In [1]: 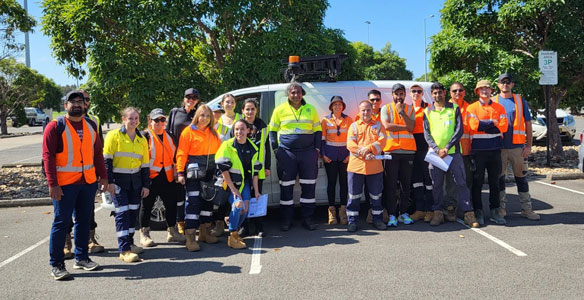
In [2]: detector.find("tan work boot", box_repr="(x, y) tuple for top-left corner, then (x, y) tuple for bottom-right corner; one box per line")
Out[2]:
(445, 206), (457, 222)
(227, 231), (246, 249)
(140, 227), (156, 247)
(64, 233), (73, 259)
(119, 250), (139, 263)
(210, 220), (225, 237)
(167, 226), (186, 243)
(430, 210), (444, 226)
(366, 209), (373, 224)
(327, 206), (338, 225)
(185, 229), (200, 252)
(88, 230), (105, 253)
(130, 244), (144, 254)
(198, 223), (218, 244)
(382, 209), (389, 224)
(410, 211), (426, 221)
(338, 205), (348, 225)
(464, 211), (480, 228)
(424, 211), (434, 223)
(177, 221), (186, 235)
(521, 209), (540, 221)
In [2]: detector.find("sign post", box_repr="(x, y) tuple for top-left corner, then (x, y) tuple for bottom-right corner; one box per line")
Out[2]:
(538, 51), (557, 167)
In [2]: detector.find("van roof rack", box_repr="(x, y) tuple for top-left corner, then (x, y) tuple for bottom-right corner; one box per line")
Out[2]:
(283, 54), (347, 83)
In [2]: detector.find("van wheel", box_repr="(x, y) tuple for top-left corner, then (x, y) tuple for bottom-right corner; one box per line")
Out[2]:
(29, 119), (35, 126)
(149, 196), (167, 230)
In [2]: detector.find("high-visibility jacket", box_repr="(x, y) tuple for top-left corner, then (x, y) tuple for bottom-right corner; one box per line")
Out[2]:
(466, 99), (509, 151)
(354, 110), (380, 123)
(492, 94), (527, 145)
(424, 103), (459, 155)
(347, 119), (386, 175)
(103, 127), (150, 175)
(450, 99), (471, 155)
(55, 117), (97, 186)
(216, 113), (240, 140)
(382, 102), (416, 152)
(88, 114), (100, 129)
(255, 125), (269, 179)
(413, 105), (425, 134)
(321, 113), (353, 160)
(176, 125), (221, 175)
(268, 99), (322, 151)
(215, 138), (262, 193)
(146, 128), (176, 182)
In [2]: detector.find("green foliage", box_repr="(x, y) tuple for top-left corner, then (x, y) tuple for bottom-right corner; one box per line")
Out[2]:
(349, 42), (413, 81)
(0, 0), (36, 60)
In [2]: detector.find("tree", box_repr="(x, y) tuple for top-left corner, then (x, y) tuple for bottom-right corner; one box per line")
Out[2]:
(41, 0), (357, 122)
(349, 42), (413, 81)
(429, 0), (584, 159)
(0, 0), (36, 62)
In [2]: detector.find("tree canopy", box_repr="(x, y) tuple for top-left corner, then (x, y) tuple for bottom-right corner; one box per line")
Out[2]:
(350, 42), (413, 81)
(0, 0), (36, 61)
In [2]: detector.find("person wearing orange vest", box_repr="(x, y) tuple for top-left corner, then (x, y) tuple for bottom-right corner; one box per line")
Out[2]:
(43, 91), (108, 280)
(408, 83), (434, 222)
(494, 73), (540, 221)
(380, 83), (416, 227)
(321, 96), (353, 225)
(176, 105), (222, 252)
(139, 109), (186, 248)
(467, 80), (508, 225)
(443, 82), (474, 222)
(346, 100), (387, 232)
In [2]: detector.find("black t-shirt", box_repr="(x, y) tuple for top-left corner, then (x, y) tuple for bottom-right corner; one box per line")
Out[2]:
(167, 105), (198, 146)
(234, 140), (254, 180)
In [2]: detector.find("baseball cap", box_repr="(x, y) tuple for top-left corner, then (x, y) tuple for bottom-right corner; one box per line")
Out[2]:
(149, 108), (165, 120)
(392, 83), (406, 92)
(209, 103), (225, 113)
(66, 91), (85, 102)
(184, 88), (199, 97)
(497, 73), (513, 83)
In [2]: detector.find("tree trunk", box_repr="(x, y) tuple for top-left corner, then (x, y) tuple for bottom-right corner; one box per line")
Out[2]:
(547, 87), (564, 161)
(0, 105), (8, 135)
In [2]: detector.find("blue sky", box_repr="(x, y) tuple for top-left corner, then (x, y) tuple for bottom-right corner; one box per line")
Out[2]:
(15, 0), (444, 86)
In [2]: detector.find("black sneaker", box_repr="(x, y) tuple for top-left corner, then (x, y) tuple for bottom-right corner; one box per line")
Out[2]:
(302, 219), (318, 231)
(73, 259), (99, 271)
(51, 262), (71, 280)
(347, 223), (358, 232)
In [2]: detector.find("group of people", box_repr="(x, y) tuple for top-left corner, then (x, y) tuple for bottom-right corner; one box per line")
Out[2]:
(43, 73), (539, 281)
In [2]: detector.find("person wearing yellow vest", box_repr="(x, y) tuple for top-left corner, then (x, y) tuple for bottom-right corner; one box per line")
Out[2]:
(216, 94), (241, 138)
(208, 102), (230, 238)
(43, 91), (108, 280)
(176, 105), (222, 252)
(104, 107), (151, 263)
(423, 82), (479, 228)
(380, 83), (416, 227)
(211, 102), (232, 141)
(408, 84), (435, 223)
(138, 109), (186, 248)
(321, 96), (352, 225)
(269, 82), (322, 231)
(443, 82), (474, 222)
(494, 73), (540, 221)
(216, 119), (262, 249)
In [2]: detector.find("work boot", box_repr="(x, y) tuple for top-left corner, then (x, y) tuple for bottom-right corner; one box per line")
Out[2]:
(464, 211), (480, 228)
(475, 209), (485, 226)
(130, 244), (144, 254)
(302, 219), (318, 231)
(410, 211), (426, 221)
(430, 210), (444, 226)
(338, 205), (348, 225)
(167, 226), (186, 243)
(64, 233), (73, 259)
(366, 209), (373, 224)
(373, 222), (387, 230)
(327, 206), (338, 225)
(185, 229), (200, 252)
(88, 230), (105, 253)
(227, 231), (246, 249)
(140, 227), (156, 247)
(177, 221), (186, 235)
(210, 220), (225, 237)
(445, 206), (457, 222)
(382, 209), (389, 224)
(521, 209), (540, 221)
(198, 223), (218, 244)
(347, 223), (358, 232)
(489, 208), (507, 225)
(424, 211), (434, 223)
(119, 251), (139, 263)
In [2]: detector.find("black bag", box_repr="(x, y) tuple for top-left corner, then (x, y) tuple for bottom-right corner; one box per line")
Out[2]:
(200, 179), (229, 206)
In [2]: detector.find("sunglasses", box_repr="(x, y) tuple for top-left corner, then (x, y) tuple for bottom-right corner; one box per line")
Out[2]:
(411, 90), (423, 94)
(67, 99), (84, 105)
(336, 125), (341, 136)
(153, 118), (166, 123)
(84, 97), (90, 102)
(451, 89), (465, 93)
(185, 95), (199, 100)
(500, 80), (512, 85)
(369, 98), (381, 102)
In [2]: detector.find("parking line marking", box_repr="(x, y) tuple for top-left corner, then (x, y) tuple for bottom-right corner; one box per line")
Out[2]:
(0, 206), (103, 270)
(12, 155), (41, 164)
(456, 219), (527, 257)
(535, 181), (584, 196)
(249, 237), (262, 275)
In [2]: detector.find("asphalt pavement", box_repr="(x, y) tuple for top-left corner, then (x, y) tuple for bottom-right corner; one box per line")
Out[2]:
(1, 178), (583, 299)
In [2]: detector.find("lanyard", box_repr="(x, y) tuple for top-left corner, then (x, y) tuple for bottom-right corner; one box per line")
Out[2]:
(288, 103), (304, 122)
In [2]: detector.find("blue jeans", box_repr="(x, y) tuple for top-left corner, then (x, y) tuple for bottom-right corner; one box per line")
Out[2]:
(228, 183), (251, 232)
(49, 182), (97, 266)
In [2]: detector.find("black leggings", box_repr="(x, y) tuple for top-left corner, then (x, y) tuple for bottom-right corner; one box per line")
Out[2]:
(324, 160), (348, 206)
(139, 173), (177, 228)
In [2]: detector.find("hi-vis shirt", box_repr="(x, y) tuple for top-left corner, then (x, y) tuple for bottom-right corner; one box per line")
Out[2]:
(268, 99), (322, 152)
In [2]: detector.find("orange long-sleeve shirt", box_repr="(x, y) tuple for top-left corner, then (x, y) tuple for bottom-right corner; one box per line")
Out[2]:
(176, 124), (221, 175)
(346, 119), (386, 175)
(466, 99), (508, 151)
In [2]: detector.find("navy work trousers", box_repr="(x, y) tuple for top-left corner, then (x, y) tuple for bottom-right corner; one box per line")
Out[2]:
(276, 148), (318, 222)
(346, 172), (383, 224)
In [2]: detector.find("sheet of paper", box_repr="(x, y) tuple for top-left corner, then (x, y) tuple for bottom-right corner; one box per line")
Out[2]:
(424, 148), (453, 172)
(247, 194), (268, 218)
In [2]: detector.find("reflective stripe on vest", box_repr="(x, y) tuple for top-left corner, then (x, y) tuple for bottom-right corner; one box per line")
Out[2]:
(56, 118), (97, 185)
(216, 113), (240, 139)
(383, 102), (416, 152)
(148, 128), (176, 181)
(215, 137), (260, 193)
(493, 94), (527, 144)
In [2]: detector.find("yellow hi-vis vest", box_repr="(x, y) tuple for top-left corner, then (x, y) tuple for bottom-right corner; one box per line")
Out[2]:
(215, 138), (262, 193)
(103, 127), (150, 175)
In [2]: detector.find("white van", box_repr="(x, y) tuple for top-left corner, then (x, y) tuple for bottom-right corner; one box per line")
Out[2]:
(207, 80), (434, 207)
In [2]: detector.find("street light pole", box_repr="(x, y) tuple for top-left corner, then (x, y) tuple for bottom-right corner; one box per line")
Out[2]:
(365, 21), (371, 45)
(424, 14), (435, 82)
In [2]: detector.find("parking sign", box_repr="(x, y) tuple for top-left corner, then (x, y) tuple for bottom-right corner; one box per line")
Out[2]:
(539, 51), (557, 85)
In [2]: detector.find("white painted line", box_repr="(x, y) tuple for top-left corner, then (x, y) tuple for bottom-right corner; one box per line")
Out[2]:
(12, 155), (41, 164)
(456, 219), (527, 257)
(0, 206), (103, 269)
(249, 237), (263, 275)
(534, 181), (584, 196)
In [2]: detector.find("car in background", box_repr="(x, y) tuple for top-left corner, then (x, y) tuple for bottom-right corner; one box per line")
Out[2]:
(24, 107), (50, 126)
(532, 109), (576, 143)
(578, 130), (583, 172)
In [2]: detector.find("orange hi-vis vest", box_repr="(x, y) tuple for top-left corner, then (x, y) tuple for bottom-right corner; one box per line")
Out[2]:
(55, 118), (97, 186)
(383, 102), (416, 152)
(492, 94), (527, 145)
(451, 99), (471, 155)
(147, 128), (176, 182)
(321, 114), (353, 147)
(413, 105), (425, 134)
